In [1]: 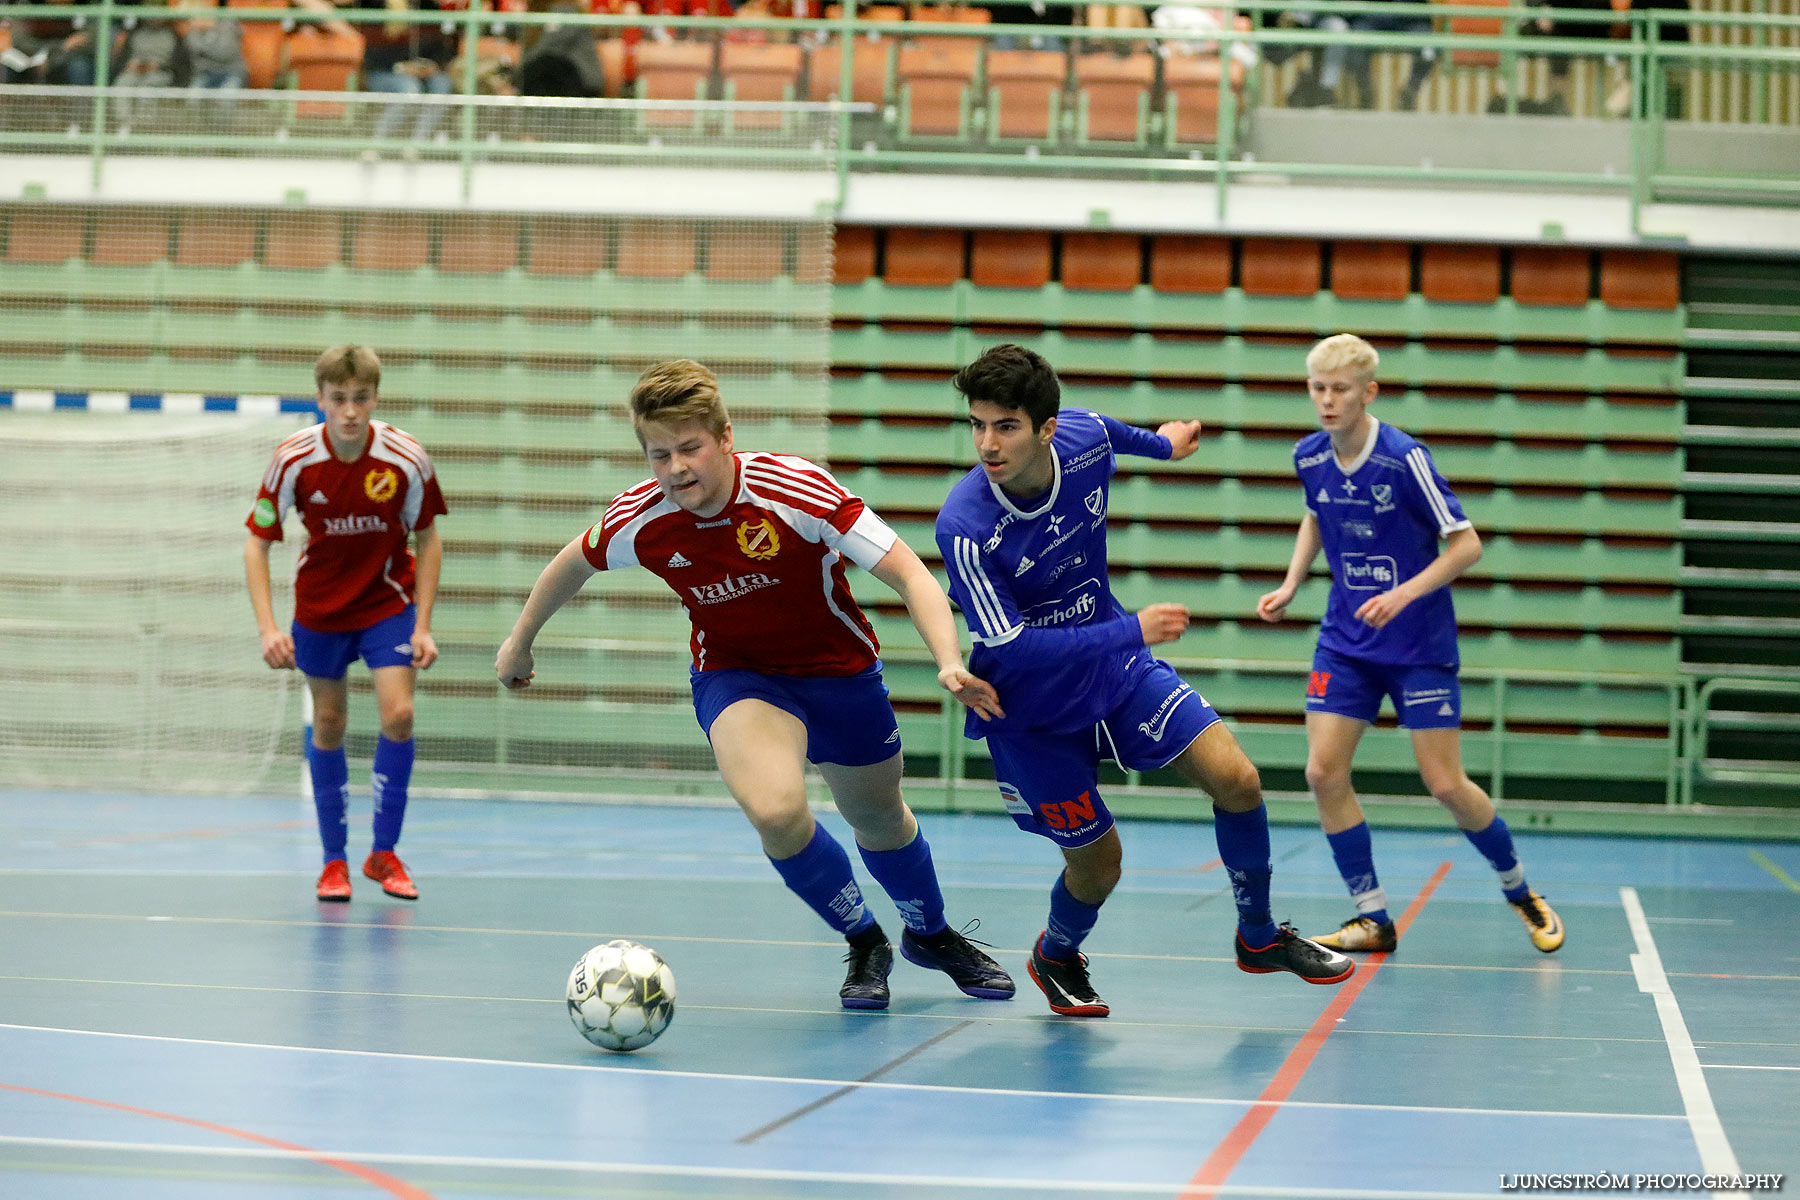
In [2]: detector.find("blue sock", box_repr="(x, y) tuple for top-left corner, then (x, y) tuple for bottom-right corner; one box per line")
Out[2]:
(307, 744), (349, 864)
(1040, 871), (1102, 961)
(856, 830), (947, 936)
(371, 735), (414, 854)
(1326, 822), (1390, 926)
(769, 824), (876, 936)
(1464, 816), (1530, 901)
(1214, 805), (1279, 946)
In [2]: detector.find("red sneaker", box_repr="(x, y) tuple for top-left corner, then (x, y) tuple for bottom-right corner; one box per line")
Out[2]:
(361, 850), (418, 900)
(316, 859), (352, 902)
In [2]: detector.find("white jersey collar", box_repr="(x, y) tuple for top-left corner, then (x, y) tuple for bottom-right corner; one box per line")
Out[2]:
(988, 449), (1062, 519)
(1335, 416), (1381, 476)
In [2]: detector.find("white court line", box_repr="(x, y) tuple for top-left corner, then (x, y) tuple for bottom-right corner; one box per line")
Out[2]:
(0, 1135), (1498, 1200)
(1621, 887), (1747, 1197)
(0, 909), (1676, 978)
(0, 1022), (1690, 1124)
(0, 975), (1685, 1045)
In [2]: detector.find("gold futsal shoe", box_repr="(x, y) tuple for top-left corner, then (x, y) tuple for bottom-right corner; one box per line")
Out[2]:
(1313, 915), (1398, 953)
(1508, 890), (1564, 953)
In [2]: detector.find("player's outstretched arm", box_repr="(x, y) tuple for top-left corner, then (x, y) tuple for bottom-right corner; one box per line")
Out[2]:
(868, 540), (1005, 721)
(496, 537), (599, 690)
(411, 523), (443, 670)
(1257, 512), (1322, 623)
(243, 532), (295, 670)
(1354, 525), (1482, 629)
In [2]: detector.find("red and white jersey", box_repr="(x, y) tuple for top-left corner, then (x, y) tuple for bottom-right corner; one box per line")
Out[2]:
(247, 420), (448, 633)
(581, 452), (898, 676)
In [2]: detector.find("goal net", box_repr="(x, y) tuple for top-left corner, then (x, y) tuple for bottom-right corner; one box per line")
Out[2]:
(0, 411), (305, 794)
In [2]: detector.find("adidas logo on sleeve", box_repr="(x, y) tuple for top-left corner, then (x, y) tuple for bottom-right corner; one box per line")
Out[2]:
(667, 552), (692, 568)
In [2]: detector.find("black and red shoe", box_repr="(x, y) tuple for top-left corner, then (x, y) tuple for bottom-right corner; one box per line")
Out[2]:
(1027, 933), (1109, 1017)
(1236, 922), (1356, 984)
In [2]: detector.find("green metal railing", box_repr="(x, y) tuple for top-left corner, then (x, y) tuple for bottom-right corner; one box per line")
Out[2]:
(2, 1), (1795, 232)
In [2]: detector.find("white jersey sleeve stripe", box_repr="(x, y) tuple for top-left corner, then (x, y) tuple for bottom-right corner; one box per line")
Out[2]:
(744, 465), (843, 511)
(952, 535), (1020, 643)
(1405, 447), (1458, 533)
(838, 506), (899, 572)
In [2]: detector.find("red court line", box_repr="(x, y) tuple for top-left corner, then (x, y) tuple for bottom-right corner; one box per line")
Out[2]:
(1177, 860), (1454, 1200)
(0, 1081), (436, 1199)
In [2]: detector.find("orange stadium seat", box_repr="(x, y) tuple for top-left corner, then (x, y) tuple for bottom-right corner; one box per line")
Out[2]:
(1332, 240), (1411, 301)
(350, 213), (431, 273)
(615, 219), (699, 279)
(985, 48), (1066, 143)
(970, 230), (1052, 289)
(833, 225), (878, 285)
(286, 27), (364, 119)
(440, 214), (521, 274)
(807, 38), (892, 104)
(228, 0), (289, 90)
(895, 41), (978, 137)
(883, 226), (964, 286)
(1061, 232), (1142, 292)
(720, 43), (804, 131)
(1150, 234), (1230, 293)
(1162, 53), (1224, 145)
(175, 211), (259, 267)
(1600, 250), (1679, 310)
(1512, 246), (1592, 307)
(637, 42), (716, 129)
(707, 221), (787, 282)
(264, 211), (342, 270)
(1420, 242), (1501, 303)
(4, 208), (85, 264)
(91, 210), (171, 266)
(1241, 238), (1321, 297)
(1073, 50), (1155, 144)
(525, 217), (611, 277)
(1439, 0), (1510, 69)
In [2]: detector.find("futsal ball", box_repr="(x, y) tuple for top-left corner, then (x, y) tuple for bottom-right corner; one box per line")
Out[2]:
(566, 940), (676, 1052)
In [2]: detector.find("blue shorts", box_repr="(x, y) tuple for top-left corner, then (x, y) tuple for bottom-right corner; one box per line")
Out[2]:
(292, 606), (417, 680)
(690, 662), (902, 768)
(1306, 646), (1462, 730)
(986, 655), (1222, 848)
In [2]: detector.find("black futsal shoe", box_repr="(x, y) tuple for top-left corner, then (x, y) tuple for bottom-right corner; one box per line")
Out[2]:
(899, 923), (1016, 999)
(1236, 922), (1357, 984)
(1027, 934), (1110, 1018)
(840, 935), (893, 1010)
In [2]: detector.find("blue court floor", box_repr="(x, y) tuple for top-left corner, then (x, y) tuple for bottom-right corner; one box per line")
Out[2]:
(0, 789), (1794, 1199)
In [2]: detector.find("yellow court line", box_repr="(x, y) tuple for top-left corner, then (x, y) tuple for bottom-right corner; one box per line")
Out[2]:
(1749, 849), (1800, 893)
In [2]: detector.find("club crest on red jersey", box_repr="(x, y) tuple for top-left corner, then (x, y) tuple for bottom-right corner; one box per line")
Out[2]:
(364, 466), (399, 503)
(736, 518), (780, 561)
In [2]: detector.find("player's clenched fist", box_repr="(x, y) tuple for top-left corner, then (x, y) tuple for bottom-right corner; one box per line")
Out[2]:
(1155, 420), (1204, 461)
(1256, 585), (1296, 623)
(1137, 602), (1191, 646)
(495, 636), (535, 690)
(259, 627), (296, 670)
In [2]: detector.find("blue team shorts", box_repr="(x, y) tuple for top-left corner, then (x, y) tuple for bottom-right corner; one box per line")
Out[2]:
(1305, 646), (1462, 730)
(690, 662), (902, 768)
(292, 605), (417, 680)
(986, 655), (1223, 848)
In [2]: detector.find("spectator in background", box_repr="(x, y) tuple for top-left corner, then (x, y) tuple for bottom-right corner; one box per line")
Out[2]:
(1, 1), (97, 86)
(1083, 0), (1148, 54)
(185, 0), (249, 90)
(986, 1), (1077, 51)
(1152, 4), (1256, 89)
(518, 0), (607, 95)
(359, 0), (458, 151)
(1334, 0), (1435, 110)
(112, 0), (194, 127)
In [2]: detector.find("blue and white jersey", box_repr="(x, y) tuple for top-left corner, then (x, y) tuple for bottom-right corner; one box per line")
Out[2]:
(1296, 417), (1471, 666)
(936, 408), (1172, 735)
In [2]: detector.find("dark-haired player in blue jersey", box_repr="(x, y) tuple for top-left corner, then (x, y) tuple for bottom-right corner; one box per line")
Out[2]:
(1257, 334), (1564, 955)
(936, 344), (1355, 1017)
